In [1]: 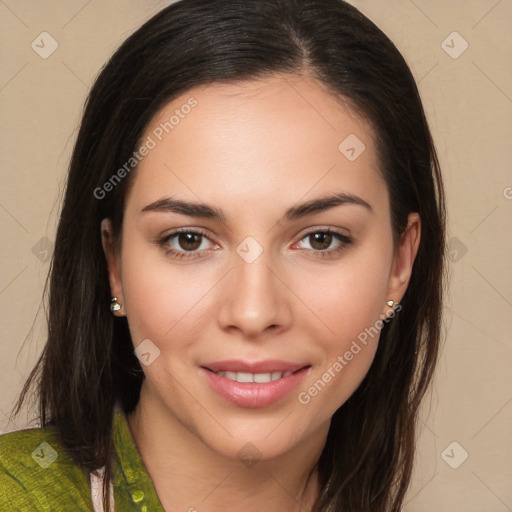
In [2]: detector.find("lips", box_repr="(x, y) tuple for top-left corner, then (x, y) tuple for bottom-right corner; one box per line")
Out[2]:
(202, 359), (309, 374)
(200, 359), (311, 407)
(210, 370), (294, 384)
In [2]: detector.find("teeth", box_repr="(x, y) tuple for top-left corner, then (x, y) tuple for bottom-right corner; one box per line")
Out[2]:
(237, 372), (253, 383)
(215, 370), (294, 383)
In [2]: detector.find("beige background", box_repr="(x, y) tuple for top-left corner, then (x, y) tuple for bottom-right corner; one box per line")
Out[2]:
(1, 1), (511, 510)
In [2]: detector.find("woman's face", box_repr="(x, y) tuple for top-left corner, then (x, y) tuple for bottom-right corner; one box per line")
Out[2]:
(103, 73), (419, 461)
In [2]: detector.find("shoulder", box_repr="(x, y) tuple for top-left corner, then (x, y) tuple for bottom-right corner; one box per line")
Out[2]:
(0, 426), (93, 510)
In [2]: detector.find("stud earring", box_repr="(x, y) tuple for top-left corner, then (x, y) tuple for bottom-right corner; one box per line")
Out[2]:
(110, 297), (122, 313)
(386, 300), (399, 308)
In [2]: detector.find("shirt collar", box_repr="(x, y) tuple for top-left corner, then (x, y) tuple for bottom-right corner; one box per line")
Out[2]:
(112, 403), (165, 510)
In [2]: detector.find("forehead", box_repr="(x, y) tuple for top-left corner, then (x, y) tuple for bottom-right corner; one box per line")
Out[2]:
(125, 73), (387, 218)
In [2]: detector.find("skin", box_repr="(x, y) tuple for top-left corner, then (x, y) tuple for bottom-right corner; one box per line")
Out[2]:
(101, 72), (420, 512)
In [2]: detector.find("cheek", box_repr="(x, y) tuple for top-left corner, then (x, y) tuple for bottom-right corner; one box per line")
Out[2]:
(292, 245), (392, 411)
(118, 237), (211, 347)
(297, 246), (391, 344)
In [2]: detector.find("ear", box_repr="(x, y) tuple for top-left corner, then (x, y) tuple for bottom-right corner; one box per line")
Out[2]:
(383, 212), (421, 316)
(101, 218), (125, 317)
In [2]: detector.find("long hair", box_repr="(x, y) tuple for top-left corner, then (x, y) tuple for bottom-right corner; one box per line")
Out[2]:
(14, 1), (446, 510)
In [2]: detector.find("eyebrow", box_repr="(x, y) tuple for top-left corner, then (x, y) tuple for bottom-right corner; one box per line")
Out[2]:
(140, 192), (373, 223)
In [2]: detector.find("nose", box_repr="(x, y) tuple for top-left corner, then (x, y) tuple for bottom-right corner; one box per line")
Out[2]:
(217, 245), (292, 339)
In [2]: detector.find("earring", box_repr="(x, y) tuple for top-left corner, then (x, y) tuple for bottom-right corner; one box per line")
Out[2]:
(110, 297), (122, 313)
(386, 300), (399, 308)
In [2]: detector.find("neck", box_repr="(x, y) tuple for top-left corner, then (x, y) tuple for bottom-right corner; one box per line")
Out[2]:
(127, 383), (326, 512)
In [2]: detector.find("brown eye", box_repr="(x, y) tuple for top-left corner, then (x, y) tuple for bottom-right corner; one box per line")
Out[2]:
(296, 229), (353, 259)
(157, 228), (216, 260)
(177, 232), (203, 251)
(308, 232), (333, 251)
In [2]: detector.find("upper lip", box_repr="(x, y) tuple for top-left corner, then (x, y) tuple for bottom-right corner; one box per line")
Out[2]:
(202, 359), (310, 374)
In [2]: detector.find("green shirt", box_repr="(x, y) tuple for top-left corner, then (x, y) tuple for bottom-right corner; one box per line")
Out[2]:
(0, 406), (165, 511)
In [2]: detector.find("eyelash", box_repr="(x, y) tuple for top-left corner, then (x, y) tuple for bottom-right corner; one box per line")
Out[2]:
(156, 227), (352, 261)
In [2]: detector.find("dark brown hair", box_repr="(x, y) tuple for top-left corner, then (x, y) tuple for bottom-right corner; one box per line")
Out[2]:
(15, 1), (446, 510)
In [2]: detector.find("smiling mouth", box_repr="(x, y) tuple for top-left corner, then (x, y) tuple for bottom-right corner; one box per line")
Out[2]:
(201, 364), (312, 408)
(203, 365), (311, 384)
(204, 368), (309, 383)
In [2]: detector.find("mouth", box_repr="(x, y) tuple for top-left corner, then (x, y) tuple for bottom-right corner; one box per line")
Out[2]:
(203, 367), (309, 384)
(200, 359), (312, 408)
(201, 359), (311, 381)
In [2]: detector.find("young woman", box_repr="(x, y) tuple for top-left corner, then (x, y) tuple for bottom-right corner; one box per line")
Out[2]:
(0, 0), (446, 511)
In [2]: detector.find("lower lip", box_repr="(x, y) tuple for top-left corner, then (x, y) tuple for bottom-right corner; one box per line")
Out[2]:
(200, 366), (311, 408)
